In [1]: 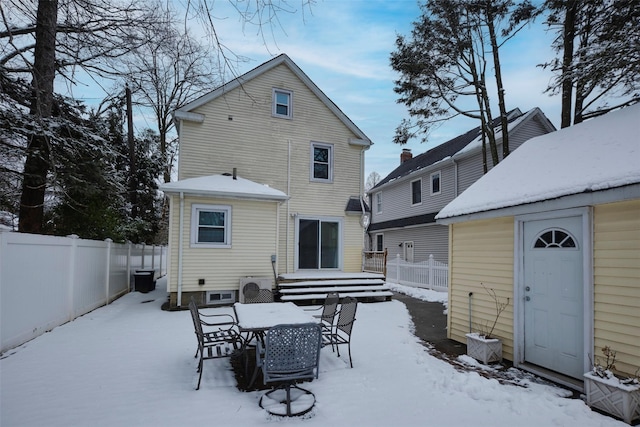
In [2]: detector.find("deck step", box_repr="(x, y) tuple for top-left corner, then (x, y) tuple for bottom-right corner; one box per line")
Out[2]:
(279, 284), (390, 294)
(281, 291), (393, 301)
(278, 279), (386, 288)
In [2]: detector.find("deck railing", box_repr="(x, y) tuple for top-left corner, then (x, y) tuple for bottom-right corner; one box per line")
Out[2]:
(362, 249), (387, 276)
(386, 254), (448, 292)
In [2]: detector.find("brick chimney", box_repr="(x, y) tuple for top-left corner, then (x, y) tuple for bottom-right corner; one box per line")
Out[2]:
(401, 148), (413, 163)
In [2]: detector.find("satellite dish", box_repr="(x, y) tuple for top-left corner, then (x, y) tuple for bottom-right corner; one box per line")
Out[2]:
(242, 282), (260, 299)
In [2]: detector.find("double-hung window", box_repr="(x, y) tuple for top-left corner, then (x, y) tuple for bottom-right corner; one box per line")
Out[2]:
(430, 171), (441, 195)
(191, 204), (231, 248)
(411, 178), (422, 205)
(375, 192), (382, 213)
(273, 88), (292, 118)
(311, 142), (333, 182)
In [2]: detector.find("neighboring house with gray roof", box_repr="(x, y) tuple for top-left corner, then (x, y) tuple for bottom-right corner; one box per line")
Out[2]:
(367, 107), (555, 264)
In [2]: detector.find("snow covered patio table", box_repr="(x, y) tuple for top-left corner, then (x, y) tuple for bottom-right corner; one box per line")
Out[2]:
(233, 301), (318, 389)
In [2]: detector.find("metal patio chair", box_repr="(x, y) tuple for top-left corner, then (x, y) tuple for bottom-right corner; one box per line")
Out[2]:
(322, 296), (358, 368)
(305, 292), (339, 332)
(188, 297), (243, 390)
(256, 323), (322, 416)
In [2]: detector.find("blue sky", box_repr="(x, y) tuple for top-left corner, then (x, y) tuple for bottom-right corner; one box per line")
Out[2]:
(66, 0), (560, 181)
(207, 0), (561, 180)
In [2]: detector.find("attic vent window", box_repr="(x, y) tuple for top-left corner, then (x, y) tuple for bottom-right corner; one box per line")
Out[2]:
(273, 88), (292, 119)
(533, 229), (577, 249)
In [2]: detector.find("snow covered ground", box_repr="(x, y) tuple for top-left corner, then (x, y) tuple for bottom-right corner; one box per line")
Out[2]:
(1, 277), (625, 426)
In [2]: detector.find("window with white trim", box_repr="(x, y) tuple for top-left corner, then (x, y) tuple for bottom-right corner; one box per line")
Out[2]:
(191, 204), (231, 248)
(311, 142), (333, 182)
(375, 192), (382, 213)
(411, 178), (422, 205)
(273, 88), (292, 118)
(430, 171), (441, 195)
(375, 234), (384, 252)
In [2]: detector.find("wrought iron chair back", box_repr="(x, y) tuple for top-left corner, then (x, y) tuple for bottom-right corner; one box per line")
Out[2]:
(188, 298), (242, 390)
(323, 296), (358, 368)
(319, 292), (340, 325)
(257, 323), (322, 416)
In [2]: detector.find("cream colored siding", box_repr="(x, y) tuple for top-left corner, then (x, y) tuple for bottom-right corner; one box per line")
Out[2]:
(593, 199), (640, 377)
(174, 63), (365, 276)
(167, 195), (279, 293)
(447, 217), (515, 360)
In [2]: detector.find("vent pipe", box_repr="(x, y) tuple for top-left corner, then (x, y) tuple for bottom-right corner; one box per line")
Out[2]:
(232, 168), (237, 180)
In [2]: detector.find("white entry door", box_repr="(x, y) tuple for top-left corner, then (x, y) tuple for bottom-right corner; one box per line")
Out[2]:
(523, 216), (583, 379)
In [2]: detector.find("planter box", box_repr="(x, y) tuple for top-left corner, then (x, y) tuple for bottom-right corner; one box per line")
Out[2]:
(584, 372), (640, 424)
(465, 333), (502, 364)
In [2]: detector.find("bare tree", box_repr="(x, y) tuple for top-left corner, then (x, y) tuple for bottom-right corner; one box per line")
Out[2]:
(122, 7), (222, 183)
(1, 0), (163, 233)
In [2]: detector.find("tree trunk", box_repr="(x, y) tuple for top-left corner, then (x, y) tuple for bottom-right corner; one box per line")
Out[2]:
(126, 85), (138, 218)
(560, 0), (578, 128)
(18, 0), (58, 233)
(486, 3), (510, 158)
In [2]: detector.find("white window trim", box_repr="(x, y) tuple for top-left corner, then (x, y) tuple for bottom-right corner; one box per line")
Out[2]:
(430, 170), (442, 195)
(411, 178), (422, 206)
(272, 88), (293, 119)
(310, 142), (334, 183)
(190, 204), (232, 248)
(375, 191), (382, 213)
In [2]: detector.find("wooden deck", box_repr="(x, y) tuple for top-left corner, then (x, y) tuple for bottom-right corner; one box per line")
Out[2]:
(277, 272), (392, 303)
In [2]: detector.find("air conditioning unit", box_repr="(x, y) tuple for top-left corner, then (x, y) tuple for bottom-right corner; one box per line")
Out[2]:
(239, 277), (273, 303)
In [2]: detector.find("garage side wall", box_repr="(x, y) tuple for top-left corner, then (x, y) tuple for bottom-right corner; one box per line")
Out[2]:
(447, 217), (515, 360)
(593, 199), (640, 377)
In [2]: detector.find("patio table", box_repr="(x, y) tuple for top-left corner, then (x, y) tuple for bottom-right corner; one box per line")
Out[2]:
(233, 302), (318, 388)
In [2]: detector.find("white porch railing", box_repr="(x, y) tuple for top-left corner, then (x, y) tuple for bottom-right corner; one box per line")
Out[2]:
(386, 254), (448, 292)
(0, 231), (167, 354)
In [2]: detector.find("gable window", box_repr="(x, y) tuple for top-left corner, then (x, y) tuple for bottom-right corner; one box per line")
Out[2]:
(430, 171), (441, 195)
(191, 204), (231, 248)
(311, 142), (333, 182)
(375, 192), (382, 213)
(273, 88), (292, 118)
(411, 179), (422, 205)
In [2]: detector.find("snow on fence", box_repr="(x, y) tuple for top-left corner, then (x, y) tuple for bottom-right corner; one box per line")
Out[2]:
(386, 254), (448, 292)
(0, 230), (166, 354)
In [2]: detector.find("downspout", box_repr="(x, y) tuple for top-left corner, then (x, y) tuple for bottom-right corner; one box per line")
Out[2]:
(359, 148), (367, 246)
(286, 140), (291, 273)
(177, 192), (184, 307)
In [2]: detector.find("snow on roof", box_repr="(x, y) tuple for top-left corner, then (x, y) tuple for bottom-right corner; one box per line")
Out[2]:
(436, 103), (640, 220)
(159, 174), (288, 201)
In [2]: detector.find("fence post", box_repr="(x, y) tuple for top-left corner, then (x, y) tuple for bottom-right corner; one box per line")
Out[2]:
(395, 254), (400, 283)
(428, 255), (434, 289)
(105, 238), (112, 304)
(151, 244), (156, 272)
(141, 243), (146, 269)
(67, 234), (79, 322)
(159, 246), (164, 277)
(126, 241), (132, 291)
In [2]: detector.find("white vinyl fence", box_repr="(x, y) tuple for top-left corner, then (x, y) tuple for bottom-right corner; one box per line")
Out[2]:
(0, 230), (166, 354)
(386, 254), (448, 292)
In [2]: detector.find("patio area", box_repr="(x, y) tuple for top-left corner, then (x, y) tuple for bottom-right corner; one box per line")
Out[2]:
(0, 277), (627, 426)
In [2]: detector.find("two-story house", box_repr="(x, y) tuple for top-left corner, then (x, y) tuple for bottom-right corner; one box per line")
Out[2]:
(367, 108), (555, 264)
(160, 54), (373, 308)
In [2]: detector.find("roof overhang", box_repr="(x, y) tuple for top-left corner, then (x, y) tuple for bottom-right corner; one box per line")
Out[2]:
(436, 183), (640, 225)
(160, 175), (289, 202)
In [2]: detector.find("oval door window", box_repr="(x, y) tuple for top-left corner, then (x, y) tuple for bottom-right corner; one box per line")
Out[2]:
(532, 228), (578, 249)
